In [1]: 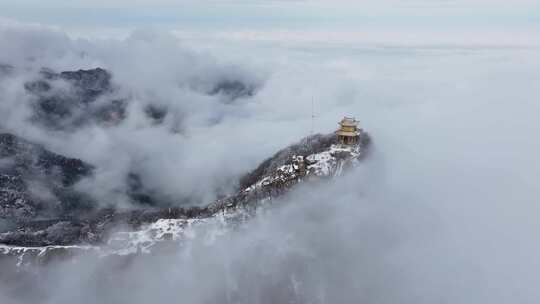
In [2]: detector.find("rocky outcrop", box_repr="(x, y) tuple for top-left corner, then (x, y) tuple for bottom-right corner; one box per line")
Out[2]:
(26, 67), (112, 103)
(0, 132), (201, 223)
(209, 79), (258, 102)
(0, 133), (94, 221)
(20, 66), (261, 130)
(25, 67), (126, 130)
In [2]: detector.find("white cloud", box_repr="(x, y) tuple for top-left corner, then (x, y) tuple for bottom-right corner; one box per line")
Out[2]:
(1, 9), (540, 303)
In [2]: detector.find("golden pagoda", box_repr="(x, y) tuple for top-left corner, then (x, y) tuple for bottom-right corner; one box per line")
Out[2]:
(335, 117), (360, 145)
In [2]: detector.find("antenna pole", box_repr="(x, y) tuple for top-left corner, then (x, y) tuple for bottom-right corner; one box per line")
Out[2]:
(311, 96), (314, 136)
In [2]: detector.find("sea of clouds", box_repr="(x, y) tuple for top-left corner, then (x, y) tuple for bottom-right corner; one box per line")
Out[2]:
(1, 16), (540, 303)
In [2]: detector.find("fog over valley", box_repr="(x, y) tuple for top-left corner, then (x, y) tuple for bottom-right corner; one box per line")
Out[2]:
(0, 2), (539, 303)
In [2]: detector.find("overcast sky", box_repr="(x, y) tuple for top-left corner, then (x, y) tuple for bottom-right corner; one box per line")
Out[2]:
(1, 0), (539, 41)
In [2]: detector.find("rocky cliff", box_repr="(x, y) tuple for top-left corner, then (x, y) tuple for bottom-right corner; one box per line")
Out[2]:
(0, 133), (93, 220)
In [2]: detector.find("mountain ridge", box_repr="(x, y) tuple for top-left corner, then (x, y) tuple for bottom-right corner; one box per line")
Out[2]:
(0, 131), (370, 266)
(0, 66), (370, 267)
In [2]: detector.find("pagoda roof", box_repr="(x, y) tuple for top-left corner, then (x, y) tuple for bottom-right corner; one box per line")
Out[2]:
(335, 130), (360, 137)
(339, 117), (358, 127)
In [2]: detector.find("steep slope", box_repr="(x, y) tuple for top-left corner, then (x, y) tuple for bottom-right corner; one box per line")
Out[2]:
(24, 68), (125, 129)
(0, 133), (94, 221)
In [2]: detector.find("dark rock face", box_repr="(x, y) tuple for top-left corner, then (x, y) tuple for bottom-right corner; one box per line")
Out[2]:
(209, 79), (258, 102)
(0, 173), (34, 219)
(126, 173), (164, 207)
(24, 68), (126, 130)
(19, 67), (261, 130)
(0, 133), (94, 220)
(58, 68), (112, 98)
(0, 130), (219, 246)
(29, 67), (112, 104)
(0, 131), (182, 225)
(144, 104), (168, 124)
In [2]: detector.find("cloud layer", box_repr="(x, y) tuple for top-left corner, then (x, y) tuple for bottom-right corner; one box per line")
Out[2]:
(0, 23), (273, 207)
(1, 17), (540, 303)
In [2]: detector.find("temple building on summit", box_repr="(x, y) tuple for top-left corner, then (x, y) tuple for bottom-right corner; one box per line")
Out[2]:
(335, 117), (361, 145)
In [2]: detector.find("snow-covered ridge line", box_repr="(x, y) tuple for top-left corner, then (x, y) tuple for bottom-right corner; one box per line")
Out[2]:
(0, 133), (369, 265)
(0, 210), (244, 266)
(244, 144), (361, 193)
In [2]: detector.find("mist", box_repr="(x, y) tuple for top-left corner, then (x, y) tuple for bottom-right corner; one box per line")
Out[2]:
(1, 13), (540, 304)
(0, 22), (273, 207)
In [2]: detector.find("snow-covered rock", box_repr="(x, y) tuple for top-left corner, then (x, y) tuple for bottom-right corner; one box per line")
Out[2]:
(0, 132), (370, 266)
